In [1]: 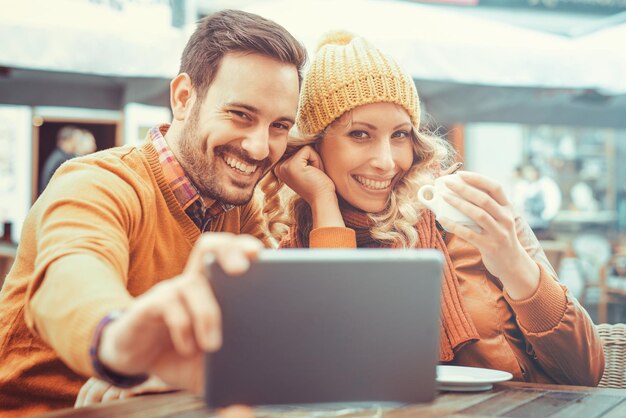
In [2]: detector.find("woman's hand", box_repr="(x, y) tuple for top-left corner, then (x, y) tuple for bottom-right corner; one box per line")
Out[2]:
(274, 145), (335, 206)
(75, 376), (173, 407)
(274, 146), (344, 228)
(436, 171), (540, 300)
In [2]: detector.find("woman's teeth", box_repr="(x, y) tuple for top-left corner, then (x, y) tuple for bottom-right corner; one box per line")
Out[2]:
(354, 175), (391, 190)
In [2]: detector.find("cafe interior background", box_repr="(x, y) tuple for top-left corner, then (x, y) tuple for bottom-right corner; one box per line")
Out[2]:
(1, 0), (625, 322)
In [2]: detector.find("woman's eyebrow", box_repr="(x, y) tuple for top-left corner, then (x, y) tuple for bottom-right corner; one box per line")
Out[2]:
(351, 121), (411, 130)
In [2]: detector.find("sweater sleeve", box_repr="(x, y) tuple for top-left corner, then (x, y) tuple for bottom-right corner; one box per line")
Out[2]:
(25, 162), (139, 377)
(310, 227), (357, 248)
(278, 227), (357, 248)
(504, 217), (604, 386)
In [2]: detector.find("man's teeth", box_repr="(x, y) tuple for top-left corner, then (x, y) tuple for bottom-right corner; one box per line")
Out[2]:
(224, 156), (258, 174)
(354, 175), (391, 190)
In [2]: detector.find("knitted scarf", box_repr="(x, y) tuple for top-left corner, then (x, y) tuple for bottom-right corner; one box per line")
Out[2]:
(288, 205), (479, 361)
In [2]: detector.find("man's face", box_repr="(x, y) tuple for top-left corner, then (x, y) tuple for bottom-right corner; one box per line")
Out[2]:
(177, 53), (300, 206)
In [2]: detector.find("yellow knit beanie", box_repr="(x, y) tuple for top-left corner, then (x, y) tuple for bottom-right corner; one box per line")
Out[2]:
(296, 31), (420, 137)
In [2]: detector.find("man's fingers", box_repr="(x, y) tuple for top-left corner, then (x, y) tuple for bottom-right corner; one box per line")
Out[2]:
(74, 378), (95, 407)
(186, 233), (263, 277)
(162, 295), (196, 356)
(77, 379), (112, 407)
(101, 386), (124, 403)
(182, 280), (222, 352)
(213, 235), (263, 277)
(129, 375), (173, 396)
(218, 405), (255, 418)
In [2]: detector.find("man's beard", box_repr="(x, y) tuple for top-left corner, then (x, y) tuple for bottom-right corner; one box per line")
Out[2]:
(178, 119), (271, 206)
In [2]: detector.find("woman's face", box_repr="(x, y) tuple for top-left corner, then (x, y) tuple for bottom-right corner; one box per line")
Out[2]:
(318, 102), (415, 213)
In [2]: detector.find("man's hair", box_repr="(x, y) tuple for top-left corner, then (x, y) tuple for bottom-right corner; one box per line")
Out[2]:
(180, 9), (307, 98)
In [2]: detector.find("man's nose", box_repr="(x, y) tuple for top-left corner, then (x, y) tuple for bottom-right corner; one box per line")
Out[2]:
(241, 128), (270, 161)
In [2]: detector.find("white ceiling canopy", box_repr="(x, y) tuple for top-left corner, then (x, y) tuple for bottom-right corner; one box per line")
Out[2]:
(241, 0), (626, 94)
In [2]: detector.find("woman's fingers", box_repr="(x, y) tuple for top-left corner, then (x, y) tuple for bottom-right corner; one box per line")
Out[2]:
(441, 192), (499, 232)
(437, 217), (482, 244)
(442, 173), (514, 229)
(456, 171), (510, 206)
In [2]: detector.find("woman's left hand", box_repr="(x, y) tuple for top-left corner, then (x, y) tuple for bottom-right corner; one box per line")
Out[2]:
(436, 171), (540, 300)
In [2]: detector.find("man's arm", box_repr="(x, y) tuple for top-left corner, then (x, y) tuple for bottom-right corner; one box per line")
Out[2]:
(26, 164), (265, 392)
(25, 166), (138, 376)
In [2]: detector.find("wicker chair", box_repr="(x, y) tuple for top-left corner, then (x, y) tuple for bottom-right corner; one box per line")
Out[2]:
(597, 323), (626, 389)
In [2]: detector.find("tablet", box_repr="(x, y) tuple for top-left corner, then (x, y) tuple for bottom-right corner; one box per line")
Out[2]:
(204, 248), (443, 407)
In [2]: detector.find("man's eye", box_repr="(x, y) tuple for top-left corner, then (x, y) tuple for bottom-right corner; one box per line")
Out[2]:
(272, 122), (290, 130)
(229, 110), (250, 120)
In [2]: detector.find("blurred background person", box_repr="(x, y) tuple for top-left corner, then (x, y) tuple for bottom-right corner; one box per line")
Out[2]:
(511, 163), (562, 237)
(75, 129), (97, 157)
(39, 126), (81, 194)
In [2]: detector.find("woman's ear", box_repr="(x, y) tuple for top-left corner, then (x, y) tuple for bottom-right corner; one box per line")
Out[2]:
(170, 73), (195, 121)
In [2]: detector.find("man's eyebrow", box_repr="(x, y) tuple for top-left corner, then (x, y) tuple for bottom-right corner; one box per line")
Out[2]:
(225, 102), (259, 113)
(226, 102), (295, 124)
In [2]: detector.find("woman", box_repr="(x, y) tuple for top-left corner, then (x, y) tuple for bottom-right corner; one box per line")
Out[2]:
(263, 32), (604, 386)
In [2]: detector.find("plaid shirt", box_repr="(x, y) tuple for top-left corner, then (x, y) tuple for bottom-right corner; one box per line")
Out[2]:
(149, 125), (233, 231)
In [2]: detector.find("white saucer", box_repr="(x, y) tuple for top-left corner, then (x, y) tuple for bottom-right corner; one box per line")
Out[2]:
(436, 365), (513, 392)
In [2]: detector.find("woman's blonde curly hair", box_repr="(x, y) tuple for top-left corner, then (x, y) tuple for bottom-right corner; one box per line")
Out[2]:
(261, 113), (456, 248)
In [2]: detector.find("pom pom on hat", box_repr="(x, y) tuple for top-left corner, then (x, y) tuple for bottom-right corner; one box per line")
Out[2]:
(315, 30), (356, 52)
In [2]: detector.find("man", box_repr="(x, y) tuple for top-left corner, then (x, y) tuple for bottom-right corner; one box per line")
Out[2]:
(39, 126), (81, 194)
(0, 9), (306, 416)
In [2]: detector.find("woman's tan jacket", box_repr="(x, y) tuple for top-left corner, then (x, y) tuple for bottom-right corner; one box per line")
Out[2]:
(281, 215), (605, 386)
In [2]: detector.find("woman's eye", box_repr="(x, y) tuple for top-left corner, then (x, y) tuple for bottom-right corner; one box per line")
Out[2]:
(349, 130), (369, 139)
(393, 130), (410, 140)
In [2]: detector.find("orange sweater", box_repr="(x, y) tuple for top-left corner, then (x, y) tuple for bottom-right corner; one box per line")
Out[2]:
(0, 141), (268, 417)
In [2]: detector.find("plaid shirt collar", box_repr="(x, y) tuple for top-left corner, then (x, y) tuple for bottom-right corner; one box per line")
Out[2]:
(150, 124), (234, 230)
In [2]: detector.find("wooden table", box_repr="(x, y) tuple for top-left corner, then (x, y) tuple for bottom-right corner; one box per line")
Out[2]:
(38, 382), (626, 417)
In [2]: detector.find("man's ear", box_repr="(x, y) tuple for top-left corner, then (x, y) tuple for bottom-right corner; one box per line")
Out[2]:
(170, 73), (195, 121)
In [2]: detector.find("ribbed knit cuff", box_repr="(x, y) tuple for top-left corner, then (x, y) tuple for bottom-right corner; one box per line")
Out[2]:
(309, 227), (356, 248)
(505, 264), (568, 334)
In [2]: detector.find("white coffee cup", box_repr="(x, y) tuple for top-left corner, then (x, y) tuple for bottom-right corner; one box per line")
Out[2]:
(417, 175), (481, 232)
